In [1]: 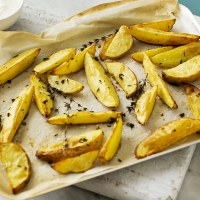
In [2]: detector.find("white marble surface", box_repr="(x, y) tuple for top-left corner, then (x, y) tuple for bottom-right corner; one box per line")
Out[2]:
(0, 1), (199, 200)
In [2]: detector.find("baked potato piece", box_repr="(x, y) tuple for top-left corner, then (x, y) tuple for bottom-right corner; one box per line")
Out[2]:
(135, 86), (157, 125)
(34, 48), (76, 74)
(99, 115), (122, 163)
(130, 19), (176, 31)
(0, 48), (40, 85)
(0, 86), (33, 143)
(51, 150), (98, 174)
(151, 42), (200, 68)
(186, 84), (200, 119)
(84, 52), (119, 108)
(52, 44), (96, 75)
(105, 62), (138, 97)
(0, 143), (31, 194)
(30, 74), (53, 117)
(135, 118), (200, 158)
(129, 27), (200, 45)
(36, 129), (104, 163)
(47, 111), (121, 125)
(104, 25), (133, 59)
(47, 74), (84, 94)
(162, 55), (200, 84)
(131, 46), (173, 62)
(143, 54), (177, 108)
(99, 35), (115, 60)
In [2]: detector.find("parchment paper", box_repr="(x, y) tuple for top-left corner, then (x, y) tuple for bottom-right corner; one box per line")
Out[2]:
(0, 0), (199, 199)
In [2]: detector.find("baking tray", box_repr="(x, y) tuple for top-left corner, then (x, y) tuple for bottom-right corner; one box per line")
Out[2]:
(0, 0), (199, 199)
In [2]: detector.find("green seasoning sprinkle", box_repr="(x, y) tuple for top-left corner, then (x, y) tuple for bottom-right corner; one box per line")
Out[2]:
(79, 138), (87, 143)
(119, 73), (124, 80)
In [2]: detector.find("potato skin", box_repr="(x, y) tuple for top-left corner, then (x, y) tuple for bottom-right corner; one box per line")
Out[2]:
(135, 118), (200, 158)
(131, 46), (173, 62)
(98, 115), (122, 163)
(0, 143), (31, 194)
(99, 35), (115, 60)
(130, 27), (200, 45)
(143, 54), (177, 109)
(52, 44), (96, 75)
(47, 111), (121, 125)
(151, 42), (200, 68)
(51, 150), (99, 174)
(162, 55), (200, 84)
(135, 86), (157, 125)
(34, 48), (76, 74)
(0, 48), (40, 85)
(30, 74), (54, 117)
(105, 62), (138, 97)
(104, 25), (133, 59)
(0, 86), (34, 143)
(36, 129), (104, 163)
(130, 19), (176, 31)
(185, 84), (200, 120)
(84, 52), (119, 108)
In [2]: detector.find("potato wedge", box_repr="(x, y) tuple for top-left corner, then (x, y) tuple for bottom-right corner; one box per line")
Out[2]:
(131, 46), (173, 62)
(0, 143), (31, 194)
(30, 74), (53, 117)
(105, 62), (138, 97)
(186, 84), (200, 119)
(34, 48), (76, 74)
(130, 27), (200, 45)
(47, 74), (84, 94)
(52, 44), (96, 75)
(0, 48), (40, 85)
(143, 54), (177, 108)
(47, 111), (121, 125)
(135, 86), (157, 125)
(84, 52), (119, 108)
(104, 26), (133, 59)
(99, 35), (115, 60)
(36, 129), (104, 163)
(99, 115), (122, 163)
(152, 42), (200, 68)
(51, 150), (98, 174)
(135, 118), (200, 158)
(0, 86), (33, 143)
(162, 55), (200, 84)
(130, 19), (176, 31)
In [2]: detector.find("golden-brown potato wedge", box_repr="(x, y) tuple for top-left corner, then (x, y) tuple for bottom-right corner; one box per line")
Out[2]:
(47, 74), (84, 94)
(0, 143), (31, 194)
(99, 115), (122, 163)
(162, 55), (200, 84)
(186, 84), (200, 119)
(34, 48), (76, 74)
(105, 62), (138, 97)
(135, 86), (157, 125)
(104, 25), (133, 59)
(36, 129), (104, 163)
(99, 35), (115, 60)
(151, 42), (200, 68)
(143, 54), (177, 108)
(0, 86), (33, 143)
(47, 111), (121, 125)
(0, 48), (40, 85)
(84, 52), (119, 108)
(30, 74), (53, 117)
(51, 150), (98, 174)
(52, 44), (96, 75)
(131, 46), (173, 62)
(130, 27), (200, 45)
(135, 118), (200, 158)
(130, 19), (176, 31)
